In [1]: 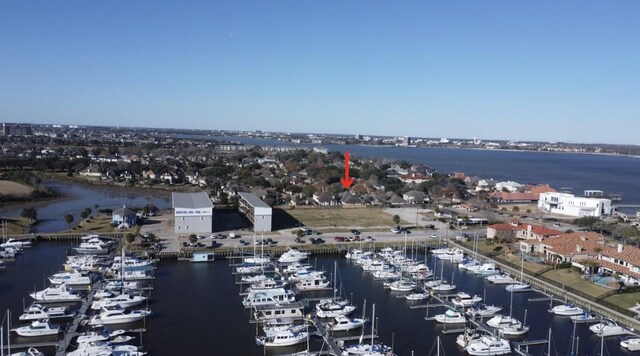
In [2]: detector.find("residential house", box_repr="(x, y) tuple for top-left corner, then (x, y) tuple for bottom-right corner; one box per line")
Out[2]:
(488, 192), (539, 204)
(160, 172), (175, 185)
(80, 164), (102, 178)
(112, 205), (137, 228)
(476, 179), (496, 192)
(340, 192), (364, 206)
(538, 192), (612, 217)
(142, 170), (157, 180)
(542, 232), (640, 285)
(403, 190), (428, 204)
(399, 173), (429, 184)
(495, 181), (523, 192)
(313, 192), (338, 206)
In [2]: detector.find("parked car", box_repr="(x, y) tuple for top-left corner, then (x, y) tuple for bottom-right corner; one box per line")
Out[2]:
(295, 237), (305, 243)
(429, 233), (438, 238)
(366, 236), (375, 242)
(351, 229), (361, 235)
(391, 227), (402, 234)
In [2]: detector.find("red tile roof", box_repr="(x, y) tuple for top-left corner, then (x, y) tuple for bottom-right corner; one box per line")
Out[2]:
(544, 232), (640, 267)
(490, 192), (539, 201)
(522, 224), (563, 237)
(488, 223), (519, 231)
(529, 185), (557, 195)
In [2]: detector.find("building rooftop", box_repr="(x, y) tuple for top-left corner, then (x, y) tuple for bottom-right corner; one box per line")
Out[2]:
(172, 192), (214, 209)
(238, 192), (271, 209)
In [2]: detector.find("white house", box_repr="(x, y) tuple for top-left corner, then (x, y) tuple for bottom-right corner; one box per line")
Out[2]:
(538, 192), (612, 218)
(495, 181), (523, 193)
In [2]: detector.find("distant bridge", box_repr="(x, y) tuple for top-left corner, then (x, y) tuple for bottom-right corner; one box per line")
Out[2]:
(614, 204), (640, 209)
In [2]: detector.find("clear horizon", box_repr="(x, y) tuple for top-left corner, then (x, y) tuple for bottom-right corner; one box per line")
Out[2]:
(1, 1), (639, 145)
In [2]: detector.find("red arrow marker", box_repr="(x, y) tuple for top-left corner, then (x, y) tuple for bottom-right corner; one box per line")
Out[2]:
(340, 151), (355, 189)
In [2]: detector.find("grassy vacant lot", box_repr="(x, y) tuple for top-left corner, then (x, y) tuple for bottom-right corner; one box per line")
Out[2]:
(603, 292), (640, 311)
(73, 214), (117, 233)
(0, 217), (31, 234)
(541, 269), (611, 299)
(283, 207), (406, 230)
(0, 180), (34, 196)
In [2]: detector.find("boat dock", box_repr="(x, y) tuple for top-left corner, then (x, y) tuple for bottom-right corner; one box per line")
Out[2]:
(511, 339), (550, 356)
(310, 316), (343, 356)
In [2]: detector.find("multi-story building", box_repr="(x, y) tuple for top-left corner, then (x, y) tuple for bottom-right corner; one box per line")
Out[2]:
(172, 192), (214, 233)
(538, 192), (612, 217)
(238, 192), (272, 232)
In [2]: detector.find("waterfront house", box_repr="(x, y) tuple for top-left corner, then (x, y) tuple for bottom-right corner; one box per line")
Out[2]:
(538, 192), (612, 217)
(476, 179), (496, 192)
(112, 205), (138, 228)
(399, 173), (429, 184)
(403, 190), (428, 204)
(488, 192), (539, 204)
(487, 220), (561, 247)
(495, 181), (523, 193)
(80, 164), (102, 178)
(542, 232), (640, 285)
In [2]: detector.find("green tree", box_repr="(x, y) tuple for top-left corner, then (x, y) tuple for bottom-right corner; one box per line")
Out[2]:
(21, 207), (38, 222)
(125, 233), (136, 244)
(512, 206), (520, 212)
(189, 234), (198, 244)
(296, 229), (305, 238)
(392, 215), (400, 226)
(64, 214), (74, 231)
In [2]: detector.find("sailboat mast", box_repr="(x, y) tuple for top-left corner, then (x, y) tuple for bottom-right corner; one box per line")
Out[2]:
(371, 304), (375, 349)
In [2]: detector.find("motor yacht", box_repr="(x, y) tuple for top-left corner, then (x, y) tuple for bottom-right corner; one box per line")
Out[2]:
(296, 275), (330, 291)
(431, 282), (456, 292)
(451, 292), (482, 308)
(505, 282), (530, 293)
(486, 314), (520, 328)
(549, 303), (584, 316)
(498, 322), (529, 336)
(405, 293), (428, 301)
(437, 248), (464, 262)
(388, 280), (416, 292)
(474, 263), (500, 277)
(1, 238), (32, 249)
(466, 303), (502, 318)
(327, 315), (366, 331)
(88, 306), (151, 326)
(589, 319), (627, 336)
(485, 273), (516, 284)
(316, 299), (356, 318)
(465, 335), (511, 355)
(434, 309), (466, 324)
(48, 271), (91, 286)
(255, 330), (308, 347)
(91, 293), (147, 310)
(456, 328), (488, 348)
(242, 288), (296, 308)
(262, 322), (308, 337)
(30, 285), (83, 303)
(75, 241), (110, 255)
(13, 320), (60, 337)
(277, 248), (310, 263)
(19, 304), (73, 321)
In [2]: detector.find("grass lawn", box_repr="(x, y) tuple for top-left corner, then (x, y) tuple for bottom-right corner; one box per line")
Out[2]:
(0, 217), (32, 234)
(541, 269), (611, 299)
(283, 207), (406, 229)
(0, 180), (34, 196)
(498, 254), (548, 274)
(603, 293), (640, 311)
(73, 214), (117, 233)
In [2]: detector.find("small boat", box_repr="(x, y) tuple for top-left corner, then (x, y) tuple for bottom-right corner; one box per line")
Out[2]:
(498, 322), (529, 336)
(570, 312), (598, 323)
(465, 335), (511, 355)
(295, 275), (330, 291)
(451, 292), (482, 308)
(434, 309), (466, 324)
(48, 271), (91, 286)
(589, 319), (628, 336)
(13, 320), (60, 337)
(263, 322), (308, 337)
(405, 293), (428, 301)
(430, 247), (452, 255)
(466, 303), (502, 318)
(431, 282), (456, 292)
(19, 304), (74, 321)
(456, 328), (487, 348)
(327, 315), (366, 331)
(255, 330), (308, 347)
(474, 263), (500, 277)
(110, 335), (135, 344)
(549, 303), (584, 316)
(620, 336), (640, 351)
(8, 347), (44, 356)
(342, 303), (395, 356)
(505, 282), (530, 293)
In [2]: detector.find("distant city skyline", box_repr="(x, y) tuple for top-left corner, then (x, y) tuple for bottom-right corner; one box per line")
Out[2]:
(1, 1), (639, 145)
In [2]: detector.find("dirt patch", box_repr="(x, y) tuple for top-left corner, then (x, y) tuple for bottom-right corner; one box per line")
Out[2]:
(0, 181), (34, 196)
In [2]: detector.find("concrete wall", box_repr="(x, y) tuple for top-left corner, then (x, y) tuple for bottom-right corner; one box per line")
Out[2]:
(175, 215), (213, 233)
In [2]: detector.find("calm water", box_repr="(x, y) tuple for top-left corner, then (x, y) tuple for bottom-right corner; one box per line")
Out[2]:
(1, 246), (632, 356)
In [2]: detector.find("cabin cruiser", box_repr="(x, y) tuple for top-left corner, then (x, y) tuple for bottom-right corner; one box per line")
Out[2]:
(75, 329), (129, 344)
(1, 238), (32, 248)
(466, 335), (511, 355)
(549, 303), (584, 316)
(458, 259), (482, 271)
(431, 282), (456, 292)
(456, 329), (489, 348)
(88, 306), (151, 326)
(255, 330), (309, 347)
(262, 321), (307, 337)
(327, 315), (366, 331)
(243, 256), (271, 265)
(589, 319), (627, 336)
(288, 269), (325, 282)
(91, 293), (147, 310)
(437, 248), (464, 262)
(19, 304), (73, 321)
(451, 292), (482, 308)
(242, 288), (296, 308)
(67, 344), (146, 356)
(505, 282), (530, 293)
(13, 320), (60, 337)
(430, 247), (452, 256)
(254, 303), (305, 322)
(486, 273), (516, 284)
(246, 277), (288, 292)
(30, 284), (83, 303)
(498, 321), (529, 336)
(466, 303), (502, 318)
(48, 271), (91, 286)
(342, 343), (395, 355)
(75, 240), (110, 255)
(372, 269), (401, 280)
(281, 262), (312, 275)
(241, 274), (269, 283)
(621, 336), (640, 351)
(486, 314), (521, 328)
(434, 309), (466, 324)
(474, 263), (500, 277)
(405, 293), (428, 301)
(235, 264), (264, 274)
(346, 249), (372, 260)
(316, 298), (356, 318)
(295, 274), (330, 291)
(111, 255), (154, 272)
(277, 248), (310, 263)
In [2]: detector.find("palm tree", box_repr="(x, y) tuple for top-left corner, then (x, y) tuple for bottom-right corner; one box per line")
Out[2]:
(64, 214), (74, 231)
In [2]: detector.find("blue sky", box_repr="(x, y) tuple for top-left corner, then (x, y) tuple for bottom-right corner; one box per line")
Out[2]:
(1, 1), (639, 144)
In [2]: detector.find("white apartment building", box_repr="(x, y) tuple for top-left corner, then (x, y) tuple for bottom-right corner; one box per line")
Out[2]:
(538, 192), (612, 218)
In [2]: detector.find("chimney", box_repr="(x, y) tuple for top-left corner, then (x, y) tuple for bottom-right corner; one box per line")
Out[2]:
(576, 245), (582, 253)
(618, 243), (623, 253)
(527, 225), (532, 236)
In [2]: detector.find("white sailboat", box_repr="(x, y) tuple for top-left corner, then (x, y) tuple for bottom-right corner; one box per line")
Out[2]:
(505, 250), (530, 292)
(342, 304), (395, 356)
